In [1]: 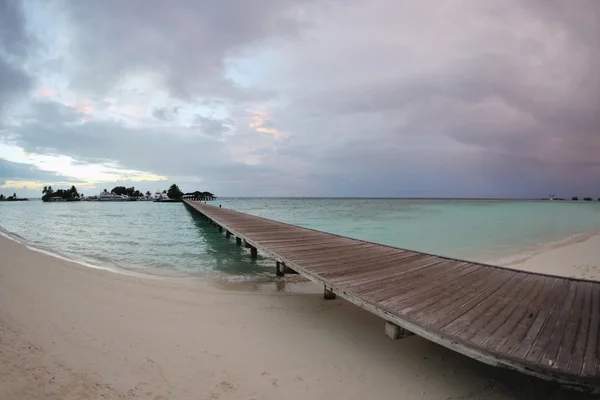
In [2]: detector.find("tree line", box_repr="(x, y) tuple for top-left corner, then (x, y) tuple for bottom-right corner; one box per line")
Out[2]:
(106, 186), (151, 198)
(5, 183), (212, 203)
(42, 186), (80, 202)
(0, 192), (28, 201)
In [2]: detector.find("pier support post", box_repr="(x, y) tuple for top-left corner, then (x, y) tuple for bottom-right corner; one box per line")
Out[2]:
(225, 230), (231, 239)
(250, 246), (257, 258)
(236, 237), (242, 246)
(218, 226), (223, 233)
(324, 286), (336, 300)
(282, 264), (298, 274)
(276, 261), (284, 277)
(384, 321), (413, 340)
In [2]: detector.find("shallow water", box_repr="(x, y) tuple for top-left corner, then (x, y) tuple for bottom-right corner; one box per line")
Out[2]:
(1, 199), (599, 279)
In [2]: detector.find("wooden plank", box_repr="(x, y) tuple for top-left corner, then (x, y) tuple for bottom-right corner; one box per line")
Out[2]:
(552, 281), (587, 371)
(409, 267), (507, 326)
(382, 263), (479, 313)
(449, 273), (532, 340)
(568, 282), (592, 374)
(272, 241), (366, 257)
(582, 285), (600, 377)
(354, 257), (455, 299)
(333, 254), (436, 289)
(525, 281), (577, 365)
(310, 250), (409, 277)
(495, 278), (558, 355)
(509, 279), (570, 361)
(427, 270), (518, 331)
(321, 254), (433, 293)
(476, 275), (547, 351)
(251, 236), (331, 245)
(363, 259), (463, 300)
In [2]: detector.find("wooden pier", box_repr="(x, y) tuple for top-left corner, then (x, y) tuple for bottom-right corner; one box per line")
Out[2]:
(183, 200), (600, 388)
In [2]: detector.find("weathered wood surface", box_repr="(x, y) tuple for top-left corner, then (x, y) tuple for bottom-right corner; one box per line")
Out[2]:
(183, 200), (600, 387)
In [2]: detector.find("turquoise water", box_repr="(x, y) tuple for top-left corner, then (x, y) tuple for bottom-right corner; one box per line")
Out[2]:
(1, 199), (599, 279)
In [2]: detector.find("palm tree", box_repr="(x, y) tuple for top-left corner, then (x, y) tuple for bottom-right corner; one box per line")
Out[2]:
(69, 185), (79, 198)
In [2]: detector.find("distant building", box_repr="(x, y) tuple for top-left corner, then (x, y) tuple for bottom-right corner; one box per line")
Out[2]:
(182, 191), (216, 201)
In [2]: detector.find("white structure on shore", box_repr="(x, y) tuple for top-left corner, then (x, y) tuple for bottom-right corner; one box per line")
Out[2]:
(154, 192), (170, 202)
(98, 191), (129, 201)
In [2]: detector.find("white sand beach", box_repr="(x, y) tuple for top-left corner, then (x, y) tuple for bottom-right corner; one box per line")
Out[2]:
(0, 235), (596, 399)
(490, 232), (600, 281)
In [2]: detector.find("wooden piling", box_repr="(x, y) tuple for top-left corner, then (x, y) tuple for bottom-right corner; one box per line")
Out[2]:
(384, 321), (414, 340)
(324, 286), (336, 300)
(282, 264), (298, 274)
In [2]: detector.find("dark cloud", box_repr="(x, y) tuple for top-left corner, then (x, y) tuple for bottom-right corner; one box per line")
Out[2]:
(152, 106), (180, 121)
(0, 0), (33, 113)
(0, 0), (30, 55)
(192, 115), (234, 137)
(0, 59), (31, 113)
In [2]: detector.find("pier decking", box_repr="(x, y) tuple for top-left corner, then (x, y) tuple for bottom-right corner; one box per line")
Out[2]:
(184, 200), (600, 388)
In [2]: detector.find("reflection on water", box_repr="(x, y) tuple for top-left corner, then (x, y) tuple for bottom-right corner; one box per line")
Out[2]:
(187, 208), (274, 276)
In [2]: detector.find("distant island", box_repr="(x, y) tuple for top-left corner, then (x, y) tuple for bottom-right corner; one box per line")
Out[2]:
(539, 194), (600, 201)
(0, 192), (29, 201)
(42, 185), (82, 202)
(40, 183), (216, 203)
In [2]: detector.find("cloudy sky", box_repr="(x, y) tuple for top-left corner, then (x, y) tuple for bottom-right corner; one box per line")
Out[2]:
(0, 0), (598, 198)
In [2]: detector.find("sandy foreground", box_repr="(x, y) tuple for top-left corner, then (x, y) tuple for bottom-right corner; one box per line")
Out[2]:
(0, 236), (596, 400)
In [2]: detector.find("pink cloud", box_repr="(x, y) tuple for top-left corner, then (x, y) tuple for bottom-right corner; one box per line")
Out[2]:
(36, 85), (57, 98)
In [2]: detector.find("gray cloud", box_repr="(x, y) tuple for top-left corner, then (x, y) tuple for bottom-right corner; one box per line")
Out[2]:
(192, 115), (234, 138)
(262, 0), (600, 196)
(2, 0), (599, 197)
(0, 0), (30, 55)
(0, 0), (33, 114)
(54, 0), (323, 102)
(152, 106), (180, 121)
(4, 100), (285, 195)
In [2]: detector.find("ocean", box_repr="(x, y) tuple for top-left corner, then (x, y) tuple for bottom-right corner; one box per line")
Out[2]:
(1, 198), (599, 280)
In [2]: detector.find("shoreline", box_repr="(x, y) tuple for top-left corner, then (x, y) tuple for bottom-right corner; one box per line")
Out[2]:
(3, 223), (599, 284)
(0, 228), (311, 292)
(484, 231), (600, 281)
(0, 235), (591, 399)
